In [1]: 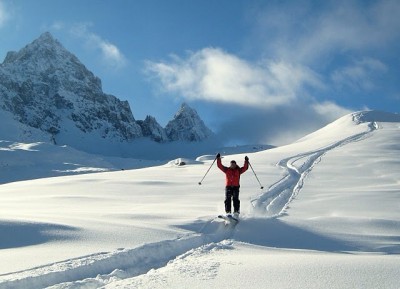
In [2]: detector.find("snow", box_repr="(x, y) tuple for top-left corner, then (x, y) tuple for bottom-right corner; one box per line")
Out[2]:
(0, 138), (163, 184)
(0, 110), (399, 289)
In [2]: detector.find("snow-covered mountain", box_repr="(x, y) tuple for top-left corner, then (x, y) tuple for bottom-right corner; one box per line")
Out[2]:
(165, 103), (214, 141)
(0, 32), (213, 151)
(136, 116), (169, 143)
(0, 32), (142, 143)
(136, 104), (215, 143)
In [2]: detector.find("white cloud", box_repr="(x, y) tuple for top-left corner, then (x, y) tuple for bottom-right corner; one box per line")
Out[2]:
(98, 41), (123, 64)
(70, 22), (127, 69)
(146, 48), (324, 108)
(50, 21), (65, 31)
(312, 101), (352, 119)
(331, 58), (388, 91)
(0, 1), (10, 28)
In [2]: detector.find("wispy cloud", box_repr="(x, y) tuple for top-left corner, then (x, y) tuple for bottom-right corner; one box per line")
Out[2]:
(69, 22), (127, 69)
(253, 0), (400, 66)
(312, 101), (352, 121)
(0, 0), (10, 28)
(49, 21), (65, 31)
(146, 48), (323, 108)
(331, 58), (388, 92)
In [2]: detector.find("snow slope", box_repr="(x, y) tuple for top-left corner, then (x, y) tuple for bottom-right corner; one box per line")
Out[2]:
(0, 110), (399, 289)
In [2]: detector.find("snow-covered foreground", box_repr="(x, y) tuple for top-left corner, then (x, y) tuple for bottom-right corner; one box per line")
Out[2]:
(0, 111), (399, 288)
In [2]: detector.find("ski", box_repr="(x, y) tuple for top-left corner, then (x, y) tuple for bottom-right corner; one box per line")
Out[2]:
(217, 214), (239, 225)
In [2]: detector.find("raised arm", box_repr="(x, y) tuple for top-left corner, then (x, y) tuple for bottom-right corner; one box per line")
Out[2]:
(240, 156), (249, 174)
(216, 153), (227, 172)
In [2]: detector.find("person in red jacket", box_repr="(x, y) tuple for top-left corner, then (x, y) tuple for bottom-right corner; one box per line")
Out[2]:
(216, 153), (249, 215)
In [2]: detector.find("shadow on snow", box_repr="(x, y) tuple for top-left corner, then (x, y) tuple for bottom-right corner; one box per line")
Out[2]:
(0, 221), (79, 249)
(234, 218), (358, 253)
(178, 217), (358, 253)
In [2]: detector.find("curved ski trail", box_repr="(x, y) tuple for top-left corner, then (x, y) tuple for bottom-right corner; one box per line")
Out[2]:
(251, 121), (378, 217)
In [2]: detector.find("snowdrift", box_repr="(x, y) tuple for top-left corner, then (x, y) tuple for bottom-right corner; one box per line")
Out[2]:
(0, 110), (399, 289)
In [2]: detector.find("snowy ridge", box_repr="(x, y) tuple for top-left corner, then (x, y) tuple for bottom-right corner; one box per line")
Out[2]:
(352, 110), (400, 124)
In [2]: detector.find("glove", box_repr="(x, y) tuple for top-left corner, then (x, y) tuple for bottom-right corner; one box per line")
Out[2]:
(245, 156), (249, 161)
(216, 153), (221, 159)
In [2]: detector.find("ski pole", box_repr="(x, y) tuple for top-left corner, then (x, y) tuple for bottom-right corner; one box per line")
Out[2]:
(198, 156), (217, 185)
(248, 161), (264, 189)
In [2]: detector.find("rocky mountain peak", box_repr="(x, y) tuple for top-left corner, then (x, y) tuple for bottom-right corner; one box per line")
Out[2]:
(165, 103), (213, 141)
(2, 31), (102, 92)
(5, 32), (66, 59)
(175, 103), (195, 118)
(137, 115), (169, 143)
(3, 32), (60, 63)
(0, 32), (140, 143)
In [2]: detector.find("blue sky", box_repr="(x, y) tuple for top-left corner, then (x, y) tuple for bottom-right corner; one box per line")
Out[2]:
(1, 0), (399, 145)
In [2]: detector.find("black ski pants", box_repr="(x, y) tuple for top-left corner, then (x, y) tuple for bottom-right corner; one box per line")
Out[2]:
(225, 186), (240, 213)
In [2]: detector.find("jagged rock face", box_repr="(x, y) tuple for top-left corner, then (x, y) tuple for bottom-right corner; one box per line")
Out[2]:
(0, 32), (142, 141)
(137, 116), (169, 142)
(165, 103), (214, 142)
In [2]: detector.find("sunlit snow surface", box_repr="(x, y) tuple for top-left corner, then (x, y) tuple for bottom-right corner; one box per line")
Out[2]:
(0, 111), (399, 289)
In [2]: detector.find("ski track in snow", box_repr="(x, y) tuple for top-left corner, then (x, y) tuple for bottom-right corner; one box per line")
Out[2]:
(0, 221), (234, 289)
(0, 120), (378, 289)
(251, 120), (378, 217)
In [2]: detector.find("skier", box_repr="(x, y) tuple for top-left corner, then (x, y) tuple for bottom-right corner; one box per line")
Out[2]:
(216, 153), (249, 217)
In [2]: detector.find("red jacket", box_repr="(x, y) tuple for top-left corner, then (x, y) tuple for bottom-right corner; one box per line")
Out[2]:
(217, 158), (249, 187)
